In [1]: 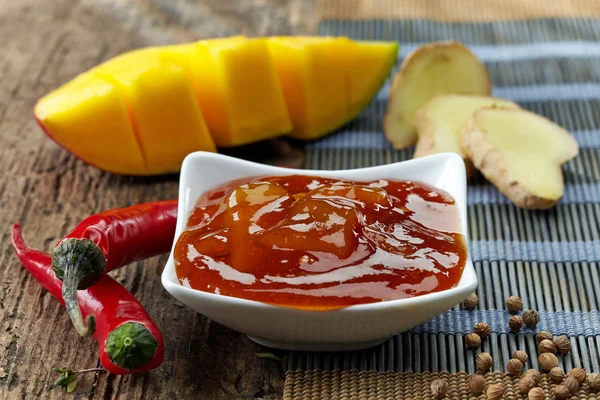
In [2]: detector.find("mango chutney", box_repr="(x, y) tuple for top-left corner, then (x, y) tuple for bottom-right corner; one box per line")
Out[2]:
(174, 175), (467, 310)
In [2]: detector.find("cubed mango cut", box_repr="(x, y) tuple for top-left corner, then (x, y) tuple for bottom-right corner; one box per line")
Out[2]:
(34, 73), (146, 175)
(190, 37), (292, 147)
(267, 37), (398, 140)
(34, 36), (398, 175)
(128, 65), (215, 173)
(93, 51), (215, 174)
(347, 41), (399, 115)
(267, 37), (349, 140)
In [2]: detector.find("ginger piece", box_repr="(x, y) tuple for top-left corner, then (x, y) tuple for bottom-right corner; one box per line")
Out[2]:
(384, 41), (491, 149)
(414, 94), (519, 176)
(460, 107), (578, 209)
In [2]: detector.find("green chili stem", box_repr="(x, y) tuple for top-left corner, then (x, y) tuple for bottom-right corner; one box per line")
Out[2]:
(62, 265), (96, 337)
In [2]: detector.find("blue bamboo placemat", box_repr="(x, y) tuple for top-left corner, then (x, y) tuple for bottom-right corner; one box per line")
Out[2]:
(284, 10), (600, 395)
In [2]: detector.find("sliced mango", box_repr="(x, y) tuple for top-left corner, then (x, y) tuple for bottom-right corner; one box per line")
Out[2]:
(190, 37), (292, 147)
(92, 48), (160, 78)
(34, 73), (146, 175)
(35, 36), (399, 175)
(128, 65), (215, 173)
(158, 44), (196, 81)
(267, 37), (349, 140)
(93, 51), (215, 174)
(347, 40), (399, 116)
(268, 37), (398, 140)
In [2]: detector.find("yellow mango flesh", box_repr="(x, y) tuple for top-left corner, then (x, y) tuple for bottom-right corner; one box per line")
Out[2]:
(34, 73), (146, 175)
(267, 37), (348, 139)
(128, 65), (215, 173)
(347, 41), (399, 116)
(35, 36), (399, 175)
(158, 44), (195, 80)
(268, 37), (398, 140)
(191, 37), (292, 147)
(93, 51), (215, 174)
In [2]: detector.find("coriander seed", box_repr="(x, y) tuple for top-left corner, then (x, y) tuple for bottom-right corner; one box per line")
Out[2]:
(486, 383), (504, 400)
(539, 352), (558, 371)
(554, 336), (571, 354)
(509, 315), (523, 332)
(518, 376), (536, 395)
(588, 372), (600, 391)
(569, 367), (586, 384)
(474, 322), (491, 339)
(465, 333), (481, 348)
(549, 367), (565, 383)
(506, 295), (523, 314)
(506, 358), (523, 376)
(476, 352), (492, 371)
(430, 378), (447, 399)
(523, 369), (541, 384)
(539, 339), (556, 353)
(522, 309), (539, 327)
(467, 374), (486, 395)
(554, 385), (570, 400)
(528, 387), (545, 400)
(563, 376), (579, 393)
(463, 293), (479, 310)
(513, 350), (528, 365)
(536, 330), (552, 343)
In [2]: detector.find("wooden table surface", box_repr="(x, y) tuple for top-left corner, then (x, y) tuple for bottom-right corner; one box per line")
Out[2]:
(0, 1), (316, 398)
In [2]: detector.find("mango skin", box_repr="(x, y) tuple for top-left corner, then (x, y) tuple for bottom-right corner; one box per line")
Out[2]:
(35, 37), (399, 175)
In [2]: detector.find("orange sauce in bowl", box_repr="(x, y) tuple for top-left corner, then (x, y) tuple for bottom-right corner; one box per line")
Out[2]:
(174, 175), (467, 310)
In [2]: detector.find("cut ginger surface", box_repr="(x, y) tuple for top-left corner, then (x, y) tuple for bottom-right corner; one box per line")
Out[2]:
(384, 41), (491, 150)
(461, 107), (578, 209)
(414, 94), (519, 175)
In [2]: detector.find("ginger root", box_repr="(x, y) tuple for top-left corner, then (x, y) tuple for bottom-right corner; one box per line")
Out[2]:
(384, 41), (491, 149)
(460, 108), (578, 209)
(414, 94), (519, 177)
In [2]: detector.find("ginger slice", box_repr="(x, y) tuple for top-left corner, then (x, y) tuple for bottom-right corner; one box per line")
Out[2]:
(414, 94), (519, 176)
(460, 107), (578, 209)
(384, 41), (491, 149)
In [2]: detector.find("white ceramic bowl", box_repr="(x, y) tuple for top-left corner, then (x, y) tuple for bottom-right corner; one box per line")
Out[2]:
(162, 152), (477, 351)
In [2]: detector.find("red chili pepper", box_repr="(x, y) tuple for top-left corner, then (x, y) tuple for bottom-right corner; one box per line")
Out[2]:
(50, 200), (177, 336)
(12, 224), (164, 374)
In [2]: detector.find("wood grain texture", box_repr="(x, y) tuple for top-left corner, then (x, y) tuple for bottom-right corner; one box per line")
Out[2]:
(0, 0), (316, 398)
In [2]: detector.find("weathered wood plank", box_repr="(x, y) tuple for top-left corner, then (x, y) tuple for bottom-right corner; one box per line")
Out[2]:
(0, 0), (316, 398)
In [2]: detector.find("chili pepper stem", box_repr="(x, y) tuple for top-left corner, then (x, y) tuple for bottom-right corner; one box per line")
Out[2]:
(62, 266), (96, 337)
(12, 224), (165, 375)
(52, 238), (106, 337)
